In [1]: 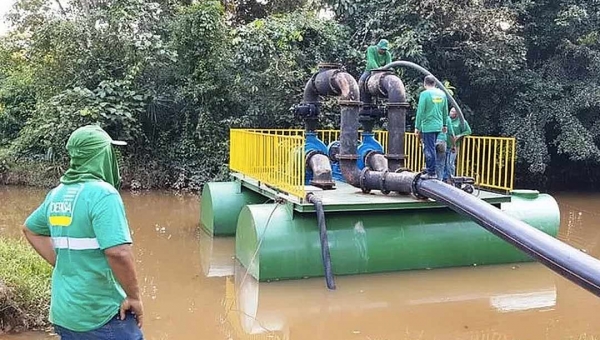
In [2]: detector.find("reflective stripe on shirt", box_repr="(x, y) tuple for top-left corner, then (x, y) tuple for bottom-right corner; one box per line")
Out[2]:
(52, 237), (100, 250)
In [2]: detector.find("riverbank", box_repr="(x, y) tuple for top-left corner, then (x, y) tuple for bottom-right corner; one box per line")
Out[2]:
(0, 237), (51, 334)
(0, 158), (215, 192)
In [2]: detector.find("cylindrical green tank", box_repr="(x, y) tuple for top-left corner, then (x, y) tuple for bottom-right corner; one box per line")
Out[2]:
(236, 193), (560, 281)
(201, 182), (265, 236)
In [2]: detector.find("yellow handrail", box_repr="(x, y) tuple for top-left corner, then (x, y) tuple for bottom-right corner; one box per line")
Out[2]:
(230, 129), (305, 198)
(230, 129), (516, 197)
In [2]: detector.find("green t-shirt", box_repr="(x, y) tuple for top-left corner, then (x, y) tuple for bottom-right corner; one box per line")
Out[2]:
(436, 115), (455, 146)
(365, 45), (392, 71)
(415, 88), (449, 133)
(451, 116), (472, 148)
(25, 181), (132, 332)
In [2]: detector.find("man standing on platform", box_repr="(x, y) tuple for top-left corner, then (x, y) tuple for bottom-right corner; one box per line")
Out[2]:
(415, 75), (449, 180)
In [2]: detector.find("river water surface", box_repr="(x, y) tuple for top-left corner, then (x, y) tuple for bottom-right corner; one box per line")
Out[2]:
(1, 186), (600, 339)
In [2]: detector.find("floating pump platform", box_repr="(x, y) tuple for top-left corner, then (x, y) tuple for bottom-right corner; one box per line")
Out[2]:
(202, 175), (559, 281)
(200, 62), (600, 296)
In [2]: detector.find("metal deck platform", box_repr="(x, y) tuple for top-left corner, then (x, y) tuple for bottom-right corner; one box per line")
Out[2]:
(231, 173), (511, 213)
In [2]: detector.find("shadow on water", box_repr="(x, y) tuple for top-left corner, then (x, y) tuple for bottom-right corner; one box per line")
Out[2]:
(2, 187), (600, 339)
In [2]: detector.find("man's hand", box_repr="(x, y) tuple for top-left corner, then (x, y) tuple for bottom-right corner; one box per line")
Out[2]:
(415, 129), (421, 140)
(120, 297), (144, 328)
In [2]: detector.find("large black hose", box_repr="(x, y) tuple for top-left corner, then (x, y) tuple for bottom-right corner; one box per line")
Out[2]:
(417, 178), (600, 298)
(306, 193), (336, 290)
(381, 61), (466, 129)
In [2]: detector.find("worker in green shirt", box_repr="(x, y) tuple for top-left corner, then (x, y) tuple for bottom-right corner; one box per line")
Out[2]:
(22, 125), (144, 339)
(358, 39), (392, 100)
(447, 107), (472, 178)
(436, 114), (455, 181)
(415, 75), (449, 180)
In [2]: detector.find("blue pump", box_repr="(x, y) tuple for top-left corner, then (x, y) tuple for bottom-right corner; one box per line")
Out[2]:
(305, 132), (329, 185)
(328, 132), (385, 183)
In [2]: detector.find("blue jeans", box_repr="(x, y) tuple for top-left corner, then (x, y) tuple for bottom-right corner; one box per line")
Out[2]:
(435, 141), (447, 180)
(422, 132), (438, 176)
(359, 71), (371, 103)
(54, 312), (143, 340)
(446, 147), (458, 179)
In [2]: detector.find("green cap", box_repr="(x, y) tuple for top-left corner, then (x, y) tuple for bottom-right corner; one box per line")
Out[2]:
(61, 125), (126, 189)
(377, 39), (390, 50)
(66, 125), (126, 159)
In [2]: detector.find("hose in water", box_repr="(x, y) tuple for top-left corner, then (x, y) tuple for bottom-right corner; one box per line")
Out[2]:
(307, 193), (336, 290)
(417, 179), (600, 298)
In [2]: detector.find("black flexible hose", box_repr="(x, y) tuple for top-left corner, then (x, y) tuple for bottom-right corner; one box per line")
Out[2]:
(307, 193), (336, 290)
(381, 61), (466, 129)
(417, 179), (600, 298)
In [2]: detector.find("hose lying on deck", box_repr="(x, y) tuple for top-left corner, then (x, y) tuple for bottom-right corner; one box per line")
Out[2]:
(307, 193), (336, 290)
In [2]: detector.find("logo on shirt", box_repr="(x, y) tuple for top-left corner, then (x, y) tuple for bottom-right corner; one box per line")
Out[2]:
(48, 186), (82, 227)
(432, 96), (444, 104)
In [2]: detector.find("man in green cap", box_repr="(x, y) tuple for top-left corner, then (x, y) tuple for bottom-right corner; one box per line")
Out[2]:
(358, 39), (393, 95)
(22, 125), (144, 339)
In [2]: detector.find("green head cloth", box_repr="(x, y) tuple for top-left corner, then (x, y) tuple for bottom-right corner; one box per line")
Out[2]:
(377, 39), (390, 50)
(60, 125), (127, 189)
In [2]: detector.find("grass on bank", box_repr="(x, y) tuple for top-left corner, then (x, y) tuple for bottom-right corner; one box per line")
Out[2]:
(0, 236), (52, 333)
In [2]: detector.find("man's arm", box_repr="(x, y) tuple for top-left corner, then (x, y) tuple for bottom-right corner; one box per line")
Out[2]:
(21, 226), (55, 267)
(447, 115), (456, 148)
(462, 120), (472, 136)
(415, 92), (426, 133)
(365, 46), (379, 71)
(92, 192), (143, 327)
(105, 244), (144, 327)
(384, 51), (392, 66)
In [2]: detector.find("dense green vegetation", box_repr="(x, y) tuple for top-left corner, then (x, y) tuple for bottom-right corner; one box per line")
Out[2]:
(1, 0), (599, 190)
(0, 237), (52, 332)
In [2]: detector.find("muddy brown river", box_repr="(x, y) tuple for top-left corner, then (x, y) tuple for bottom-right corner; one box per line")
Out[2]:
(1, 186), (600, 339)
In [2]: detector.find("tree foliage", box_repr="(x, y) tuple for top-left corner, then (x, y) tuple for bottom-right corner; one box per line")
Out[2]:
(1, 0), (600, 190)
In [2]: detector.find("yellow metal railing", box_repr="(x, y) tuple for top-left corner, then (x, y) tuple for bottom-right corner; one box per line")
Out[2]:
(230, 129), (516, 197)
(457, 136), (516, 192)
(230, 129), (305, 198)
(402, 133), (516, 192)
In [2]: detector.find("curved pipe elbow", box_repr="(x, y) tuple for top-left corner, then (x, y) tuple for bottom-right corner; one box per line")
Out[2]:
(303, 69), (360, 103)
(332, 72), (360, 102)
(366, 152), (388, 172)
(302, 78), (320, 104)
(382, 74), (407, 104)
(307, 153), (335, 189)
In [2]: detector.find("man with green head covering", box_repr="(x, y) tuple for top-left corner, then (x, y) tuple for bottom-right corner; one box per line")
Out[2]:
(22, 125), (144, 339)
(359, 39), (393, 100)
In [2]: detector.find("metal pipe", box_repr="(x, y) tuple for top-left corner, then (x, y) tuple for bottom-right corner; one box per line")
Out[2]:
(307, 153), (334, 189)
(306, 193), (336, 290)
(365, 70), (409, 171)
(302, 64), (360, 104)
(304, 63), (600, 298)
(416, 179), (600, 298)
(380, 61), (466, 128)
(366, 152), (388, 172)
